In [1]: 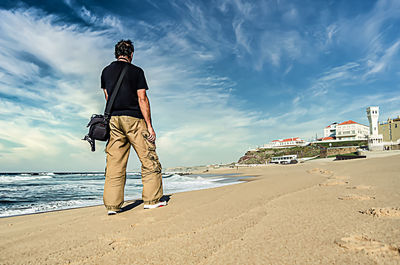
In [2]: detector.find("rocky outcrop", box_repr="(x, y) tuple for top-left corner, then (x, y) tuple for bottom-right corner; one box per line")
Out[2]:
(238, 146), (321, 164)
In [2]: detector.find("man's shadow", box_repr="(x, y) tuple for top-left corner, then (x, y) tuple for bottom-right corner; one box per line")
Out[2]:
(121, 195), (171, 212)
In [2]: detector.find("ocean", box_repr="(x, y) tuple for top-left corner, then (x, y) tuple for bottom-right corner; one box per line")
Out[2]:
(0, 172), (242, 217)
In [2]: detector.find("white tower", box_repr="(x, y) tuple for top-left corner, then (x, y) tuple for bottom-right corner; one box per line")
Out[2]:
(367, 106), (379, 136)
(366, 106), (384, 151)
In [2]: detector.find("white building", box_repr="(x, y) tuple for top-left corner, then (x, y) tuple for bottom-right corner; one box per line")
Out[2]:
(320, 120), (369, 141)
(263, 137), (307, 149)
(324, 122), (338, 138)
(367, 106), (384, 151)
(335, 120), (370, 141)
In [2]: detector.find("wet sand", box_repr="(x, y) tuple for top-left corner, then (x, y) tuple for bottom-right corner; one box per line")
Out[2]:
(1, 154), (399, 264)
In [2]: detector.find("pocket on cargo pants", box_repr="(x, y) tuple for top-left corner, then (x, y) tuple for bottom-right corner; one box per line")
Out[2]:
(140, 130), (162, 175)
(136, 126), (163, 205)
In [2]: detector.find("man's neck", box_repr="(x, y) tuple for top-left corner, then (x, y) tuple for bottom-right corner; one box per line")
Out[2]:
(117, 57), (130, 63)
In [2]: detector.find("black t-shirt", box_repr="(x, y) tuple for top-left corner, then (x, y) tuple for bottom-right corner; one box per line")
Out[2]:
(101, 61), (148, 118)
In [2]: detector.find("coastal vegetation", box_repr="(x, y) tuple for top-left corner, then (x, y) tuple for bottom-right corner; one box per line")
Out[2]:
(238, 140), (368, 164)
(314, 140), (367, 148)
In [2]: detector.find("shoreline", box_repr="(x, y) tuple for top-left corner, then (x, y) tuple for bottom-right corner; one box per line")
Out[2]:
(1, 153), (399, 264)
(0, 173), (248, 219)
(174, 149), (400, 175)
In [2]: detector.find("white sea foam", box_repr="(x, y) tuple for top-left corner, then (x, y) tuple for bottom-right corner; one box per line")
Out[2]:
(0, 199), (103, 217)
(127, 172), (141, 176)
(0, 175), (54, 183)
(162, 174), (238, 194)
(83, 173), (104, 177)
(0, 173), (242, 218)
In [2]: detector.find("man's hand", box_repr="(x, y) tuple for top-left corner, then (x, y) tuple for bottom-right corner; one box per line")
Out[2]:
(147, 126), (156, 143)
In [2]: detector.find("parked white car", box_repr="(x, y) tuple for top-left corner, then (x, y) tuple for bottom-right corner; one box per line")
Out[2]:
(270, 155), (298, 164)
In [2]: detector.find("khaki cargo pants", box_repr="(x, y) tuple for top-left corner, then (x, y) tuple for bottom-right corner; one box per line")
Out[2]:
(104, 116), (163, 211)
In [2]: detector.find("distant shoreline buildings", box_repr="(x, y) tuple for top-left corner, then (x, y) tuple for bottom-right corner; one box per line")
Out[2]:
(367, 106), (384, 151)
(249, 106), (399, 152)
(321, 120), (369, 141)
(380, 116), (400, 142)
(262, 137), (307, 149)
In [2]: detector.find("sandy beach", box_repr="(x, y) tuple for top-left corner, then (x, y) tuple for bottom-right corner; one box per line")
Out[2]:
(1, 153), (399, 264)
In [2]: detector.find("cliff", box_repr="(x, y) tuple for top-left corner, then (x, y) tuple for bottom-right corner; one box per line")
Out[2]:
(237, 146), (321, 164)
(238, 140), (368, 164)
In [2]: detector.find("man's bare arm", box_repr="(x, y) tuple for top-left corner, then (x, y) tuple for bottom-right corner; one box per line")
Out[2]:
(103, 89), (108, 101)
(137, 89), (156, 142)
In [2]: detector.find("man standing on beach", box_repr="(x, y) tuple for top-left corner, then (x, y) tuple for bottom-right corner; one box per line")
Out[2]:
(101, 40), (166, 215)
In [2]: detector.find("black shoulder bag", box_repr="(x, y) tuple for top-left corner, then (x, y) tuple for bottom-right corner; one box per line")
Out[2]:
(82, 65), (128, 152)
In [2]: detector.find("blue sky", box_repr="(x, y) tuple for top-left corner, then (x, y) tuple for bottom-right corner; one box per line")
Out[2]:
(0, 0), (399, 171)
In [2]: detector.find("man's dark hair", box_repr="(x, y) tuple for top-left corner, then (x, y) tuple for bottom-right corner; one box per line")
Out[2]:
(115, 39), (134, 59)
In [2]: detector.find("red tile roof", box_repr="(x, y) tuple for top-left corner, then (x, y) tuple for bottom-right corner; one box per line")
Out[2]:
(317, 137), (335, 141)
(271, 137), (303, 143)
(282, 137), (299, 142)
(338, 120), (358, 125)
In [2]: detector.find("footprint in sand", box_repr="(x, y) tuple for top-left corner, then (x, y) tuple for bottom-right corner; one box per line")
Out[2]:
(335, 235), (400, 258)
(308, 168), (334, 176)
(338, 194), (375, 201)
(346, 185), (372, 190)
(319, 180), (348, 186)
(107, 237), (131, 249)
(359, 207), (400, 218)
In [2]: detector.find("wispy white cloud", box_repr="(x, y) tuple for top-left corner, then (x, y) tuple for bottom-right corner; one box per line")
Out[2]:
(64, 1), (123, 32)
(0, 49), (40, 78)
(326, 0), (400, 73)
(306, 62), (362, 97)
(297, 0), (400, 104)
(326, 24), (338, 45)
(365, 40), (400, 76)
(233, 19), (252, 55)
(1, 0), (400, 171)
(219, 1), (316, 71)
(0, 6), (267, 170)
(0, 99), (59, 125)
(0, 8), (115, 170)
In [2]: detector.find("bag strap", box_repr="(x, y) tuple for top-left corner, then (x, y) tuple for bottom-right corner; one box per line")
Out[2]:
(104, 64), (129, 119)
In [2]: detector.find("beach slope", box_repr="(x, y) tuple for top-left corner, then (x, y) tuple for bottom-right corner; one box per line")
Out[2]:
(1, 154), (399, 264)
